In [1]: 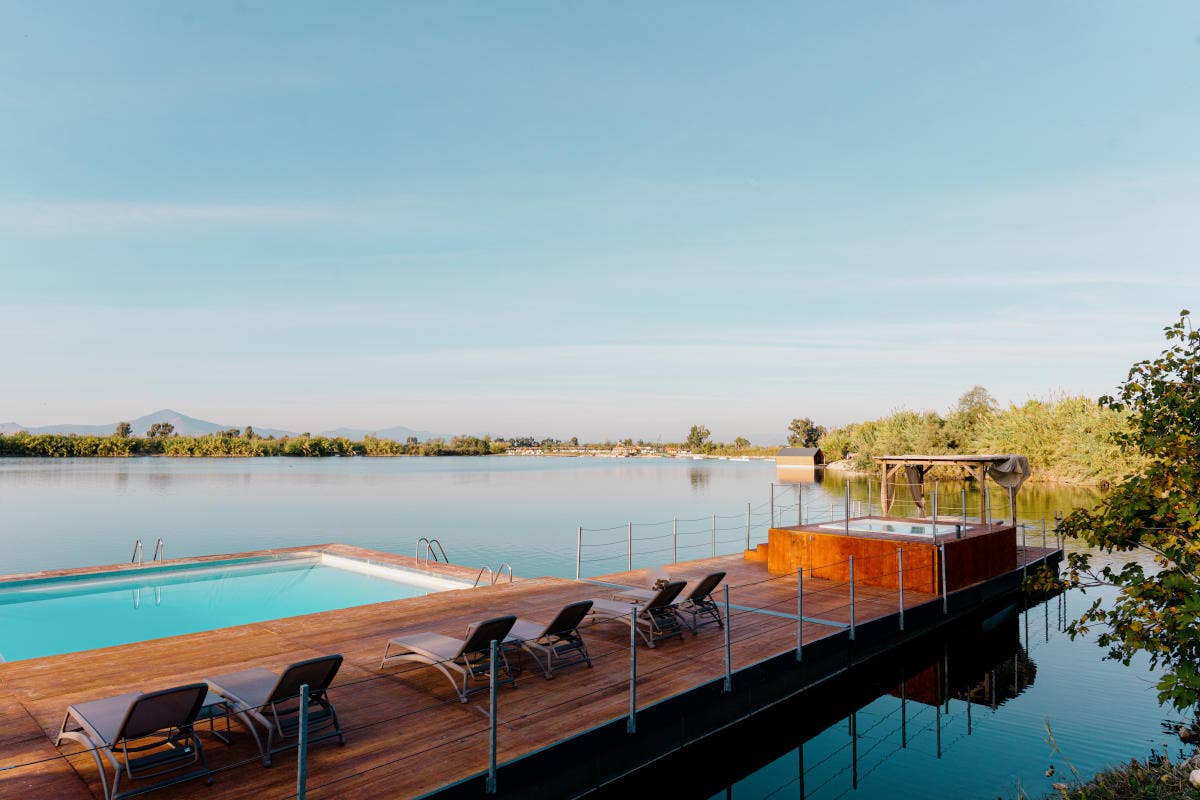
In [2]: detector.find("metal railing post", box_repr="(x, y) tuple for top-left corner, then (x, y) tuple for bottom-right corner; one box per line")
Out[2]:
(627, 522), (632, 571)
(673, 517), (678, 564)
(939, 544), (948, 614)
(844, 482), (850, 534)
(798, 487), (803, 526)
(932, 481), (939, 523)
(711, 513), (716, 558)
(723, 584), (732, 692)
(1021, 523), (1028, 576)
(745, 502), (751, 550)
(897, 548), (905, 631)
(866, 481), (871, 517)
(297, 683), (309, 799)
(770, 483), (775, 528)
(487, 640), (498, 793)
(1008, 486), (1016, 525)
(848, 556), (856, 641)
(575, 526), (582, 581)
(961, 487), (967, 525)
(627, 607), (637, 733)
(796, 567), (803, 662)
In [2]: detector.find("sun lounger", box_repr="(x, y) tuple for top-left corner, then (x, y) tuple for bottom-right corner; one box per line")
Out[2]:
(588, 580), (687, 647)
(205, 654), (345, 767)
(55, 682), (211, 800)
(611, 571), (727, 633)
(381, 615), (517, 702)
(505, 600), (593, 678)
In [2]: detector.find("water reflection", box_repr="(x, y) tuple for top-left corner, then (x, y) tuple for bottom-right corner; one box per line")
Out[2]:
(596, 588), (1174, 800)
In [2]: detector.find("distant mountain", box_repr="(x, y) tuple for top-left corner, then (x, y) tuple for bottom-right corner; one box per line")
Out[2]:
(318, 425), (439, 441)
(0, 409), (295, 439)
(0, 409), (440, 441)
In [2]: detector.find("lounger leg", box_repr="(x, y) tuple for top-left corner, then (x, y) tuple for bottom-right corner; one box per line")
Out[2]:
(55, 727), (111, 800)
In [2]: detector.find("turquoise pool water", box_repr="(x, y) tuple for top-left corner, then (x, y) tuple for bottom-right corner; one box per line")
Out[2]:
(818, 519), (965, 537)
(0, 556), (465, 662)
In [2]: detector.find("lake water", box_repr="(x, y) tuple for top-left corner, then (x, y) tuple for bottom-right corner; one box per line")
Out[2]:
(0, 456), (1170, 798)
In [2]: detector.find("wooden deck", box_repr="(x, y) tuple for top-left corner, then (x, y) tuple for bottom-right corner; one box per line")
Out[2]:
(0, 544), (1054, 800)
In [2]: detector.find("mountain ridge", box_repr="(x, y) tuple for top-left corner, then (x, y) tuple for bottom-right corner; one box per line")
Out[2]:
(0, 409), (438, 441)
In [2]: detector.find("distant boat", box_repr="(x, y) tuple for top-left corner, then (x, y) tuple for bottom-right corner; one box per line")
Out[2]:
(734, 456), (750, 462)
(691, 455), (706, 460)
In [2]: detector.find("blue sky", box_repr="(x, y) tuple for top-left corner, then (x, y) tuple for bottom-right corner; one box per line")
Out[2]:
(1, 2), (1197, 442)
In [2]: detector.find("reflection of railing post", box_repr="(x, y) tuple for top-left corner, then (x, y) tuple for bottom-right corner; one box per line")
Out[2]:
(1042, 517), (1048, 552)
(897, 548), (905, 631)
(796, 567), (803, 662)
(575, 527), (582, 581)
(627, 608), (637, 733)
(723, 585), (732, 692)
(848, 556), (856, 641)
(487, 640), (498, 793)
(297, 683), (309, 799)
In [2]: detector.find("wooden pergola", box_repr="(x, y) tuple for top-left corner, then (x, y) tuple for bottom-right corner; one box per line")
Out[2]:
(876, 454), (1028, 520)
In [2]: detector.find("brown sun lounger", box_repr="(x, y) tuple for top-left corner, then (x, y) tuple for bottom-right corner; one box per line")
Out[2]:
(55, 682), (211, 800)
(588, 580), (687, 647)
(205, 654), (345, 767)
(505, 600), (594, 678)
(614, 571), (728, 633)
(381, 615), (517, 702)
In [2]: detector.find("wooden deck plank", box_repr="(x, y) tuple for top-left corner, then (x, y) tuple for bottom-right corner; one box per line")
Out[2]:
(0, 544), (1049, 800)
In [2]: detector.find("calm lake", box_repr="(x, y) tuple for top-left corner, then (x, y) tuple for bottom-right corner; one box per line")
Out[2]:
(0, 456), (1173, 798)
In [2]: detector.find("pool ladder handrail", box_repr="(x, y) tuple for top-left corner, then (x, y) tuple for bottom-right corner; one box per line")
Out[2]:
(131, 539), (143, 566)
(152, 538), (165, 562)
(415, 537), (448, 568)
(473, 562), (514, 587)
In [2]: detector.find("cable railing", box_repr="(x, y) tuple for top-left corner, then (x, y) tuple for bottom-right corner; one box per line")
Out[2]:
(0, 539), (1069, 800)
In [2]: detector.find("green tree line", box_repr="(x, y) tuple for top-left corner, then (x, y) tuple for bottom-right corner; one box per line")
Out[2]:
(0, 432), (508, 458)
(815, 385), (1139, 485)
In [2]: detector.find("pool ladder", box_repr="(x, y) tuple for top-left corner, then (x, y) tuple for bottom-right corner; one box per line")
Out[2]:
(474, 563), (513, 587)
(130, 538), (166, 566)
(415, 537), (448, 568)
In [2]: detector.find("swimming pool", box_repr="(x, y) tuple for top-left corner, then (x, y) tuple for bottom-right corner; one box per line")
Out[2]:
(817, 518), (966, 537)
(0, 553), (472, 662)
